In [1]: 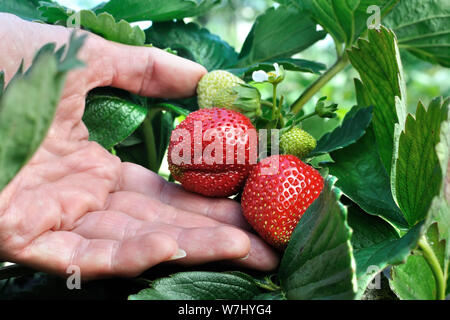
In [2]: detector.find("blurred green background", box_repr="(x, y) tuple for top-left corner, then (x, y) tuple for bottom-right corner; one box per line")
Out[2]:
(59, 0), (449, 138)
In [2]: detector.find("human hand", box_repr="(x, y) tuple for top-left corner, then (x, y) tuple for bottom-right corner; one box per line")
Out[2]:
(0, 13), (278, 280)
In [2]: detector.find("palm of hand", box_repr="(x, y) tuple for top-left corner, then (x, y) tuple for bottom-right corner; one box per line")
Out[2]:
(0, 14), (278, 279)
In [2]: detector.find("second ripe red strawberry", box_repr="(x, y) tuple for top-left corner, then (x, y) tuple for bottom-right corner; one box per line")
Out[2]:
(241, 154), (324, 250)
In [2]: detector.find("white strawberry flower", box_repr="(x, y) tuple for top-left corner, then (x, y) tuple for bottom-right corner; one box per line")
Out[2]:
(252, 63), (285, 84)
(251, 70), (269, 82)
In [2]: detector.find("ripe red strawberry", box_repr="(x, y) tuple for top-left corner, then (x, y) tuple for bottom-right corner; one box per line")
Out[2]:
(168, 108), (257, 197)
(241, 154), (324, 250)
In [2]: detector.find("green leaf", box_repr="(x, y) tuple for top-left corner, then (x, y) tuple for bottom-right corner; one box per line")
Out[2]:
(348, 204), (399, 252)
(0, 0), (42, 21)
(353, 100), (449, 299)
(310, 106), (373, 156)
(429, 108), (450, 260)
(236, 5), (327, 67)
(83, 94), (148, 150)
(77, 10), (145, 46)
(154, 103), (189, 117)
(328, 128), (408, 229)
(354, 78), (371, 107)
(384, 0), (450, 67)
(166, 96), (199, 113)
(145, 21), (238, 71)
(279, 176), (357, 300)
(426, 222), (447, 274)
(430, 196), (450, 296)
(57, 33), (87, 72)
(435, 106), (450, 193)
(38, 5), (146, 46)
(390, 222), (447, 300)
(347, 26), (407, 174)
(38, 1), (71, 24)
(429, 197), (450, 263)
(347, 204), (426, 298)
(94, 0), (219, 23)
(390, 254), (436, 300)
(301, 116), (341, 141)
(116, 142), (148, 169)
(388, 97), (449, 297)
(253, 291), (286, 300)
(391, 97), (449, 227)
(353, 221), (424, 299)
(117, 134), (143, 147)
(228, 58), (326, 79)
(128, 272), (261, 300)
(0, 33), (85, 191)
(276, 0), (399, 46)
(151, 110), (173, 171)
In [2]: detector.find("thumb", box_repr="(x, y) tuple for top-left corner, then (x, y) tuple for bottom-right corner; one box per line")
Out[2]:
(81, 32), (207, 98)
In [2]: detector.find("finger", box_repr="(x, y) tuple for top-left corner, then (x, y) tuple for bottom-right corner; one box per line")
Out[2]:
(0, 18), (207, 98)
(83, 33), (207, 98)
(72, 211), (251, 266)
(14, 230), (178, 280)
(72, 210), (278, 270)
(176, 225), (251, 266)
(105, 193), (278, 271)
(229, 232), (280, 272)
(106, 191), (221, 228)
(120, 162), (250, 229)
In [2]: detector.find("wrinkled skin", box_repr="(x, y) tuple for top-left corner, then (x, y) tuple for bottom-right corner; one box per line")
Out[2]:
(0, 13), (278, 280)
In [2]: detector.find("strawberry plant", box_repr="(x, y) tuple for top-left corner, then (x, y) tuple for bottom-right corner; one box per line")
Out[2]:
(0, 0), (449, 301)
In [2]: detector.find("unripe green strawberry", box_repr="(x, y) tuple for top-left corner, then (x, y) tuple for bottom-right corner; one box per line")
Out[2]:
(197, 70), (244, 109)
(211, 88), (236, 109)
(213, 84), (262, 122)
(280, 127), (316, 159)
(241, 155), (324, 250)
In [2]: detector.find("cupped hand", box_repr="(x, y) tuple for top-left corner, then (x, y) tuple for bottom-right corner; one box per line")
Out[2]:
(0, 14), (278, 280)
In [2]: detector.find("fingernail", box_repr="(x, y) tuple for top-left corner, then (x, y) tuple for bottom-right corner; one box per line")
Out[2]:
(169, 249), (187, 261)
(239, 253), (250, 261)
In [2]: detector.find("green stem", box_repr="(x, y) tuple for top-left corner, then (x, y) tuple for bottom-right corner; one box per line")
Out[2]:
(291, 55), (349, 114)
(296, 111), (318, 123)
(256, 281), (280, 292)
(278, 95), (284, 113)
(332, 35), (344, 57)
(277, 95), (285, 127)
(272, 83), (278, 119)
(261, 100), (273, 108)
(418, 237), (446, 300)
(256, 276), (280, 292)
